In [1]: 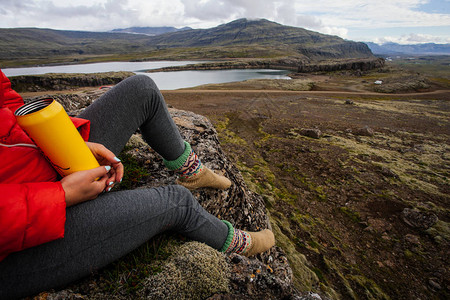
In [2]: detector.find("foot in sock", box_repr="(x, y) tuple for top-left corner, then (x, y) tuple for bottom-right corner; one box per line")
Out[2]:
(176, 167), (231, 190)
(164, 141), (231, 190)
(220, 221), (275, 257)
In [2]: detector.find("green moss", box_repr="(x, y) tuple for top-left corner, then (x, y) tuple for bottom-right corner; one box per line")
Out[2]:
(312, 267), (327, 283)
(308, 240), (320, 249)
(100, 235), (181, 295)
(282, 168), (328, 202)
(139, 242), (230, 300)
(273, 186), (297, 205)
(404, 249), (414, 258)
(348, 275), (390, 300)
(270, 216), (322, 292)
(321, 256), (357, 299)
(115, 147), (150, 191)
(214, 117), (248, 146)
(426, 220), (450, 244)
(330, 131), (448, 198)
(339, 207), (362, 223)
(255, 124), (276, 145)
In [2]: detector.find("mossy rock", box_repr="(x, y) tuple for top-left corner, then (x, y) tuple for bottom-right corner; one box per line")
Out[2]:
(139, 242), (230, 300)
(426, 220), (450, 244)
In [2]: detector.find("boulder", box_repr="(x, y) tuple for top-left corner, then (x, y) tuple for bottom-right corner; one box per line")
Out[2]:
(355, 125), (374, 137)
(300, 128), (322, 139)
(402, 208), (438, 230)
(345, 99), (354, 105)
(139, 242), (230, 300)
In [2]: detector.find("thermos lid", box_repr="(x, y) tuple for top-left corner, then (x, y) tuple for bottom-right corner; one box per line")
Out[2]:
(15, 98), (54, 116)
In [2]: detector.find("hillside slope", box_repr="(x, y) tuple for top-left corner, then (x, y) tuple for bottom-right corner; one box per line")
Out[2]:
(0, 19), (374, 65)
(0, 28), (151, 60)
(149, 18), (373, 59)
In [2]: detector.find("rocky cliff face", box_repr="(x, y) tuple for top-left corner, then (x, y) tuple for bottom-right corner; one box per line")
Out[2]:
(26, 90), (326, 300)
(148, 57), (385, 73)
(10, 71), (134, 92)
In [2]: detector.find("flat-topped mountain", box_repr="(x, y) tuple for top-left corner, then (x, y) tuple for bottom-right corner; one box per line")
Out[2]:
(147, 18), (373, 59)
(0, 18), (374, 66)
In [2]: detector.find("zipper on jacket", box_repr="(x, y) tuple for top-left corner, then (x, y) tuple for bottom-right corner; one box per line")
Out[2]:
(0, 142), (38, 149)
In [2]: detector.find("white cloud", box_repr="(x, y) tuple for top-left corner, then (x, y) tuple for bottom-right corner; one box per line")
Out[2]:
(375, 33), (450, 44)
(0, 0), (448, 43)
(292, 0), (450, 28)
(0, 0), (187, 30)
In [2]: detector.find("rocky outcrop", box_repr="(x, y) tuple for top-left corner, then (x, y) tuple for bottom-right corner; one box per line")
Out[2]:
(147, 57), (385, 73)
(296, 57), (385, 72)
(26, 90), (306, 299)
(372, 75), (431, 93)
(10, 71), (134, 92)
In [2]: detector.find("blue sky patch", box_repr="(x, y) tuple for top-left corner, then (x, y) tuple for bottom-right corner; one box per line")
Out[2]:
(416, 0), (450, 14)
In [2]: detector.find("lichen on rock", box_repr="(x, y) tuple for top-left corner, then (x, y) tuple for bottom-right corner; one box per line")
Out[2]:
(139, 242), (230, 300)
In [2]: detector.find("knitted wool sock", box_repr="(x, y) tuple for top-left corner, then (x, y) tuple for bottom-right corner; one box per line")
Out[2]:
(164, 141), (231, 190)
(164, 141), (203, 177)
(176, 143), (204, 180)
(220, 221), (275, 257)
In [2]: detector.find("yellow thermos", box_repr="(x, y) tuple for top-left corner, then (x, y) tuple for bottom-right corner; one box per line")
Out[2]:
(15, 98), (100, 176)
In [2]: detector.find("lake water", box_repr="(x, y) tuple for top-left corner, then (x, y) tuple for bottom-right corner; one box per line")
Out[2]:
(1, 61), (291, 90)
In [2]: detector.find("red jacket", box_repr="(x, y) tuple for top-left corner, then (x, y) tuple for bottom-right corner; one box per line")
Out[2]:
(0, 70), (91, 261)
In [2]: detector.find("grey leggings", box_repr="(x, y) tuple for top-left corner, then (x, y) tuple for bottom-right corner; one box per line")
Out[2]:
(0, 75), (229, 300)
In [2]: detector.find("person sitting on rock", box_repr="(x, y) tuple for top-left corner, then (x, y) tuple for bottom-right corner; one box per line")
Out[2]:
(0, 70), (275, 299)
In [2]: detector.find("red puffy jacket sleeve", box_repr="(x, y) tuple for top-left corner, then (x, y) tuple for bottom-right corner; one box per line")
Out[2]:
(0, 182), (66, 261)
(0, 69), (90, 261)
(0, 70), (24, 113)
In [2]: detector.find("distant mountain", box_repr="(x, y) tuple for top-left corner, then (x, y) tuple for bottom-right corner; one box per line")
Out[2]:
(365, 42), (450, 55)
(111, 26), (192, 36)
(0, 18), (374, 64)
(0, 28), (151, 61)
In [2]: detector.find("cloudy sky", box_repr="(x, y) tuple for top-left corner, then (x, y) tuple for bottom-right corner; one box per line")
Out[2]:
(1, 0), (449, 44)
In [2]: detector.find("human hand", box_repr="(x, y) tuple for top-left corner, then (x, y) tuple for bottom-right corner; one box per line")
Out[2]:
(86, 142), (124, 189)
(61, 166), (112, 206)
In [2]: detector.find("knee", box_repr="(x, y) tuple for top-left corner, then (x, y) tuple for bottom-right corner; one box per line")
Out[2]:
(133, 74), (158, 89)
(123, 74), (159, 93)
(119, 75), (164, 108)
(167, 185), (198, 208)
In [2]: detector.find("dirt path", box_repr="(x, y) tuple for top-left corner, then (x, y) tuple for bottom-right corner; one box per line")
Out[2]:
(21, 87), (450, 100)
(166, 88), (450, 98)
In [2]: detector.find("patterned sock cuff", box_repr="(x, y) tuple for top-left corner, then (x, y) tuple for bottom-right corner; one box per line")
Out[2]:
(163, 141), (191, 170)
(232, 230), (252, 254)
(219, 220), (235, 253)
(178, 151), (203, 179)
